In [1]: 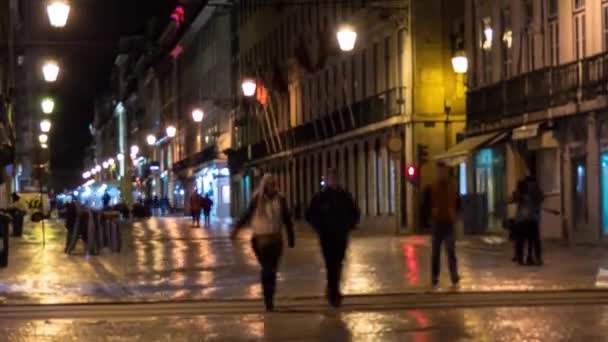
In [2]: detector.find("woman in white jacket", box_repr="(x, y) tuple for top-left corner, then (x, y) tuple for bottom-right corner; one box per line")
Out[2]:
(231, 174), (295, 311)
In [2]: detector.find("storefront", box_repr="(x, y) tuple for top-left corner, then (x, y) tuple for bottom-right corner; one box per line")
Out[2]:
(473, 146), (506, 232)
(193, 163), (231, 219)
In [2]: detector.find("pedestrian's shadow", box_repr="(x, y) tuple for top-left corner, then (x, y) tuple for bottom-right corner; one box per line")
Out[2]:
(319, 312), (352, 342)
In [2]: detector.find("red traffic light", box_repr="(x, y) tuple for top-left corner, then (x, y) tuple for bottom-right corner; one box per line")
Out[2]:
(407, 165), (416, 177)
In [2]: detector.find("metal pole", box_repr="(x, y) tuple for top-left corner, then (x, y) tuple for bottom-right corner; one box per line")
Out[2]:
(40, 181), (45, 248)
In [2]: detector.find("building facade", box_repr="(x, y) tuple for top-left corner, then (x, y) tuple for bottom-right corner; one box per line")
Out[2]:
(229, 0), (466, 231)
(0, 0), (18, 206)
(462, 0), (608, 241)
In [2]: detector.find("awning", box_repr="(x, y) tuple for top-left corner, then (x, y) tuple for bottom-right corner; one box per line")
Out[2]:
(434, 132), (506, 166)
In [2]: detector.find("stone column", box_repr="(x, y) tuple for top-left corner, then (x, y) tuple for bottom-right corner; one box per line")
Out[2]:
(368, 139), (378, 216)
(356, 142), (367, 217)
(298, 157), (305, 214)
(379, 136), (389, 215)
(348, 144), (356, 195)
(587, 113), (600, 240)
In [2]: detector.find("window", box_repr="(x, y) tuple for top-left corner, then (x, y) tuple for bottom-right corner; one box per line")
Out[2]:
(574, 12), (586, 60)
(527, 31), (535, 71)
(548, 0), (559, 66)
(548, 0), (558, 16)
(500, 8), (512, 78)
(384, 36), (391, 91)
(373, 43), (379, 93)
(480, 17), (493, 84)
(603, 3), (608, 51)
(574, 0), (585, 10)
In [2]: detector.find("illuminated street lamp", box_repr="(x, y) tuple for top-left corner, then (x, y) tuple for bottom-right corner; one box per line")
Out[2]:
(130, 145), (139, 156)
(41, 143), (48, 149)
(451, 55), (468, 74)
(336, 26), (357, 52)
(47, 1), (71, 28)
(108, 158), (115, 165)
(166, 125), (177, 138)
(38, 134), (49, 144)
(192, 108), (204, 123)
(241, 78), (256, 97)
(41, 98), (55, 114)
(117, 153), (124, 161)
(146, 134), (157, 146)
(42, 60), (60, 82)
(102, 161), (109, 169)
(40, 119), (52, 133)
(82, 171), (91, 179)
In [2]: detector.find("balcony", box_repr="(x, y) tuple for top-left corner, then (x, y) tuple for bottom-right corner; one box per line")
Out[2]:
(229, 87), (405, 169)
(468, 52), (608, 128)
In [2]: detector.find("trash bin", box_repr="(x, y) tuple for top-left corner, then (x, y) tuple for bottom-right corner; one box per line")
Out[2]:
(0, 213), (12, 267)
(10, 209), (25, 237)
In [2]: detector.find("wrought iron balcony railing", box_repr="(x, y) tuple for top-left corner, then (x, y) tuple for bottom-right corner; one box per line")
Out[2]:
(468, 51), (608, 127)
(229, 86), (405, 168)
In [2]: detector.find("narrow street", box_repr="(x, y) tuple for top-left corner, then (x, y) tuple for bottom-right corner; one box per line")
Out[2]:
(2, 302), (608, 341)
(2, 218), (608, 340)
(1, 216), (608, 305)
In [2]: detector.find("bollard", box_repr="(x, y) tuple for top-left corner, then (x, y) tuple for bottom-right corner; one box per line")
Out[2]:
(10, 209), (25, 237)
(0, 213), (12, 267)
(104, 211), (121, 253)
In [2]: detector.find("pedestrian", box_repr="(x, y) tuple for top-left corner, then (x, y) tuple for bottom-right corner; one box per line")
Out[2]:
(306, 168), (359, 307)
(102, 191), (111, 210)
(190, 190), (202, 227)
(513, 175), (544, 265)
(201, 194), (213, 227)
(231, 174), (295, 311)
(429, 162), (461, 289)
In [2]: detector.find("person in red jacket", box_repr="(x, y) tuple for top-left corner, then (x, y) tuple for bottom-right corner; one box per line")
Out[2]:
(190, 190), (202, 227)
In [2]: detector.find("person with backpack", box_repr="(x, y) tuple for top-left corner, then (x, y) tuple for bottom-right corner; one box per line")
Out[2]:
(306, 168), (360, 307)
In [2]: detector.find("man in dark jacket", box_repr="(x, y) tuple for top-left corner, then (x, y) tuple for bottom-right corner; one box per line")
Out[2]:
(306, 168), (360, 307)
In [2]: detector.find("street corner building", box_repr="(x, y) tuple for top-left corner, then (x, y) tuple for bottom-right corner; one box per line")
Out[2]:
(451, 0), (608, 242)
(229, 0), (467, 233)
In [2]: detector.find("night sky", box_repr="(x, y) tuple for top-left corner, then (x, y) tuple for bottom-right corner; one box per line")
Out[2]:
(37, 0), (178, 190)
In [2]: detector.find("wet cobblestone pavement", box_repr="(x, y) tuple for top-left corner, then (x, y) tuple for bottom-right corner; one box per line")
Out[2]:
(0, 217), (607, 304)
(2, 305), (608, 341)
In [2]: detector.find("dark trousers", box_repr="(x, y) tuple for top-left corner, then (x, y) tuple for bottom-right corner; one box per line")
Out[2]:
(516, 220), (542, 263)
(431, 223), (459, 285)
(319, 234), (348, 304)
(251, 235), (283, 309)
(192, 210), (201, 226)
(203, 210), (211, 226)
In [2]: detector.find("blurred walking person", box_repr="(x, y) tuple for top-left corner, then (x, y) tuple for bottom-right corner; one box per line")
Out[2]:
(513, 175), (544, 265)
(306, 168), (359, 307)
(201, 194), (213, 227)
(429, 162), (461, 289)
(190, 190), (202, 227)
(231, 174), (295, 311)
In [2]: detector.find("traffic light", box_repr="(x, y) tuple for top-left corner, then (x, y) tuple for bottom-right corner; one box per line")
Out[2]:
(417, 144), (429, 166)
(405, 164), (418, 185)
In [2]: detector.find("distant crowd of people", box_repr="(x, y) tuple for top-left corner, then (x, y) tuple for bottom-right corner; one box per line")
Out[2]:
(189, 191), (213, 227)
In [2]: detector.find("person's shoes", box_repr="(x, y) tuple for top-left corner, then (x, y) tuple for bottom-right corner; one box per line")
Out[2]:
(264, 300), (274, 312)
(511, 256), (518, 262)
(431, 281), (439, 290)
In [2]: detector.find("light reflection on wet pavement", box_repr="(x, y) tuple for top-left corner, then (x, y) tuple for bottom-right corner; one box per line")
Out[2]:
(2, 305), (607, 341)
(0, 217), (607, 304)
